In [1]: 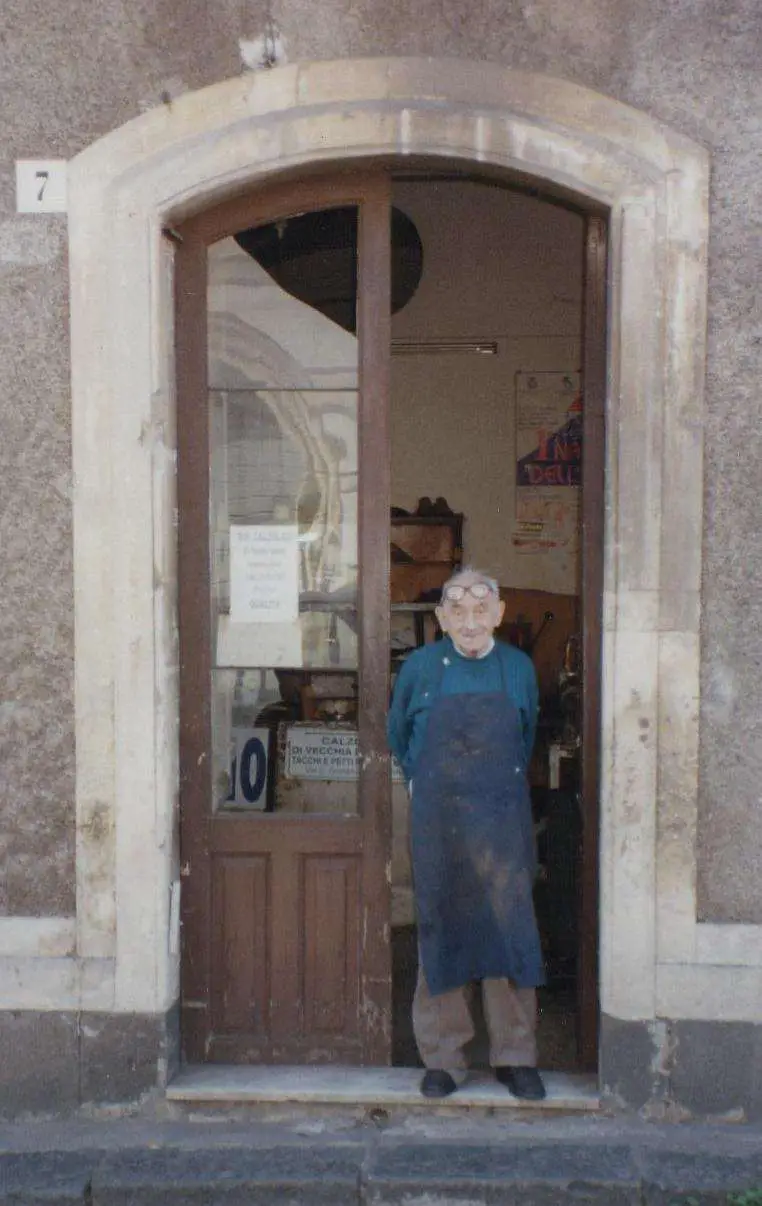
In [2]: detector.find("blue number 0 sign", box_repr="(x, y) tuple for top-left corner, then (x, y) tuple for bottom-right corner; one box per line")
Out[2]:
(228, 727), (270, 809)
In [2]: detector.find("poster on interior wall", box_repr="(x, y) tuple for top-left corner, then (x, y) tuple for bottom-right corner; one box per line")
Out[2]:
(513, 371), (582, 554)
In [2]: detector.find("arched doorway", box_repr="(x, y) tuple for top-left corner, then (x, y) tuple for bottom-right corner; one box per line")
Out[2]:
(174, 165), (605, 1070)
(67, 59), (708, 1094)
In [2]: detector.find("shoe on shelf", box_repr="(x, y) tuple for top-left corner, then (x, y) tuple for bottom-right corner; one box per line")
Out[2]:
(420, 1069), (459, 1099)
(494, 1065), (546, 1101)
(432, 496), (454, 516)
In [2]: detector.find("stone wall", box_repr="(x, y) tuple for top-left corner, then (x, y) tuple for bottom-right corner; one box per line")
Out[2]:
(0, 6), (758, 941)
(0, 0), (757, 1109)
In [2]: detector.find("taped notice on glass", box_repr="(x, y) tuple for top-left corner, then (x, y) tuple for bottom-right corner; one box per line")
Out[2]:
(230, 524), (299, 623)
(285, 726), (404, 782)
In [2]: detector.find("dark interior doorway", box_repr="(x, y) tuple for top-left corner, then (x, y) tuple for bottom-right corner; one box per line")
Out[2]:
(176, 164), (604, 1072)
(385, 173), (602, 1073)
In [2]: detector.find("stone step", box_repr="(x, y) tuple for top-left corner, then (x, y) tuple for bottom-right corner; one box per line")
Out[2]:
(165, 1065), (600, 1114)
(4, 1118), (762, 1206)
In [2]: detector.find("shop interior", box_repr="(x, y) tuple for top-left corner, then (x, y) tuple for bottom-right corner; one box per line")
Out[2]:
(386, 178), (585, 1071)
(206, 172), (588, 1070)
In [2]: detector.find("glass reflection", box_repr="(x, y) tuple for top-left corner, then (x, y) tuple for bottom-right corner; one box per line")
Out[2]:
(207, 227), (360, 815)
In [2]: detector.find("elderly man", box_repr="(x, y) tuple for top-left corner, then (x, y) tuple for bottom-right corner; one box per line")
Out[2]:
(387, 567), (545, 1100)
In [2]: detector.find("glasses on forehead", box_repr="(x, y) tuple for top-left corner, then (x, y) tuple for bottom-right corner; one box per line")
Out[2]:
(441, 581), (495, 603)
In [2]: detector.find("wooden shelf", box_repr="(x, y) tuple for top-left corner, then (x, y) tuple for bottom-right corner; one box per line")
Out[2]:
(390, 512), (463, 615)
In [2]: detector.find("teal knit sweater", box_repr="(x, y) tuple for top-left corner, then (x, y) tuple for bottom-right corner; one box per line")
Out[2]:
(387, 636), (539, 781)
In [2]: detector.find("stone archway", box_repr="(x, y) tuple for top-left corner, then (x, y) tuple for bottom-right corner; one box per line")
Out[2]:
(68, 59), (709, 1083)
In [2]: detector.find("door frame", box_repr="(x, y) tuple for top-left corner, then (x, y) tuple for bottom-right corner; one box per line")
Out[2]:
(578, 214), (607, 1069)
(66, 61), (710, 1082)
(176, 164), (607, 1068)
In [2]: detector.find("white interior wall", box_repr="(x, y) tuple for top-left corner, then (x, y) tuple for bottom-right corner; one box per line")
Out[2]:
(390, 181), (583, 595)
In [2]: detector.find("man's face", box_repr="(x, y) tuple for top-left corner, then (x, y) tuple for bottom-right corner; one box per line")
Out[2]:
(435, 575), (505, 657)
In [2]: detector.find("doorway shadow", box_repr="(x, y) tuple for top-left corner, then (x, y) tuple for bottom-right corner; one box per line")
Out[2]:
(392, 924), (579, 1071)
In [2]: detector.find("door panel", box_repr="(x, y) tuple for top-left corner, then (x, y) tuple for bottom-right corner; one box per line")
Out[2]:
(303, 855), (361, 1034)
(207, 823), (365, 1061)
(177, 175), (392, 1065)
(210, 854), (270, 1037)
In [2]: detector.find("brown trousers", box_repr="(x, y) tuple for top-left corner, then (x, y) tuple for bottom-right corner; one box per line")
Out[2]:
(413, 961), (537, 1077)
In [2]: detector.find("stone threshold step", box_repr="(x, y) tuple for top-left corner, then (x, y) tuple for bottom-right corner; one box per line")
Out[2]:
(166, 1065), (600, 1111)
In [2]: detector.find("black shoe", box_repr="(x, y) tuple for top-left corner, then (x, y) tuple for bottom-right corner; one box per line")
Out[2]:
(495, 1065), (546, 1100)
(432, 496), (454, 516)
(420, 1069), (459, 1098)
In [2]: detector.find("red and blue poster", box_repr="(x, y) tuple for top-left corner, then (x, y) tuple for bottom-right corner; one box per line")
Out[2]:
(513, 371), (582, 556)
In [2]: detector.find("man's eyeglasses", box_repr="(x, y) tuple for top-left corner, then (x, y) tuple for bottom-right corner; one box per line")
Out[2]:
(441, 582), (495, 603)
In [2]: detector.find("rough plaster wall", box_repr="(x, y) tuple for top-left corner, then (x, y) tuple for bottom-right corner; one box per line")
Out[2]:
(0, 0), (759, 918)
(608, 2), (762, 925)
(274, 2), (762, 923)
(0, 224), (73, 915)
(0, 1), (267, 916)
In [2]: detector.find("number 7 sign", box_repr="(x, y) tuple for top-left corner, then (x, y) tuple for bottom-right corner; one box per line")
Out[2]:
(16, 160), (67, 213)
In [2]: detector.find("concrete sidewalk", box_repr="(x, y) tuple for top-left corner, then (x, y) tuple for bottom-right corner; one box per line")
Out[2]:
(2, 1113), (762, 1204)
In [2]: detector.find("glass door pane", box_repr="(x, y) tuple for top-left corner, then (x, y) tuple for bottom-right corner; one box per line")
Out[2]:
(207, 218), (360, 816)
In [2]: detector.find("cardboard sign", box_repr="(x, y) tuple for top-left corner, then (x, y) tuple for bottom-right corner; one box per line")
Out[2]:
(284, 726), (404, 782)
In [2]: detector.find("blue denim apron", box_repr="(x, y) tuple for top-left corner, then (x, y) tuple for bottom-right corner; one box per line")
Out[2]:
(411, 678), (546, 996)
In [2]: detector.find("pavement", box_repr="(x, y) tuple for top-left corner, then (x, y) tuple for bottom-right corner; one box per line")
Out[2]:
(2, 1111), (762, 1204)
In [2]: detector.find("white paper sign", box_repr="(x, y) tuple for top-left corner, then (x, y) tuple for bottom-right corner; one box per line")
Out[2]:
(285, 726), (404, 782)
(230, 524), (299, 623)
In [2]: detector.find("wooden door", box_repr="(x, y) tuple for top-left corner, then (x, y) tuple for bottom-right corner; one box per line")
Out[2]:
(176, 174), (392, 1064)
(577, 213), (607, 1069)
